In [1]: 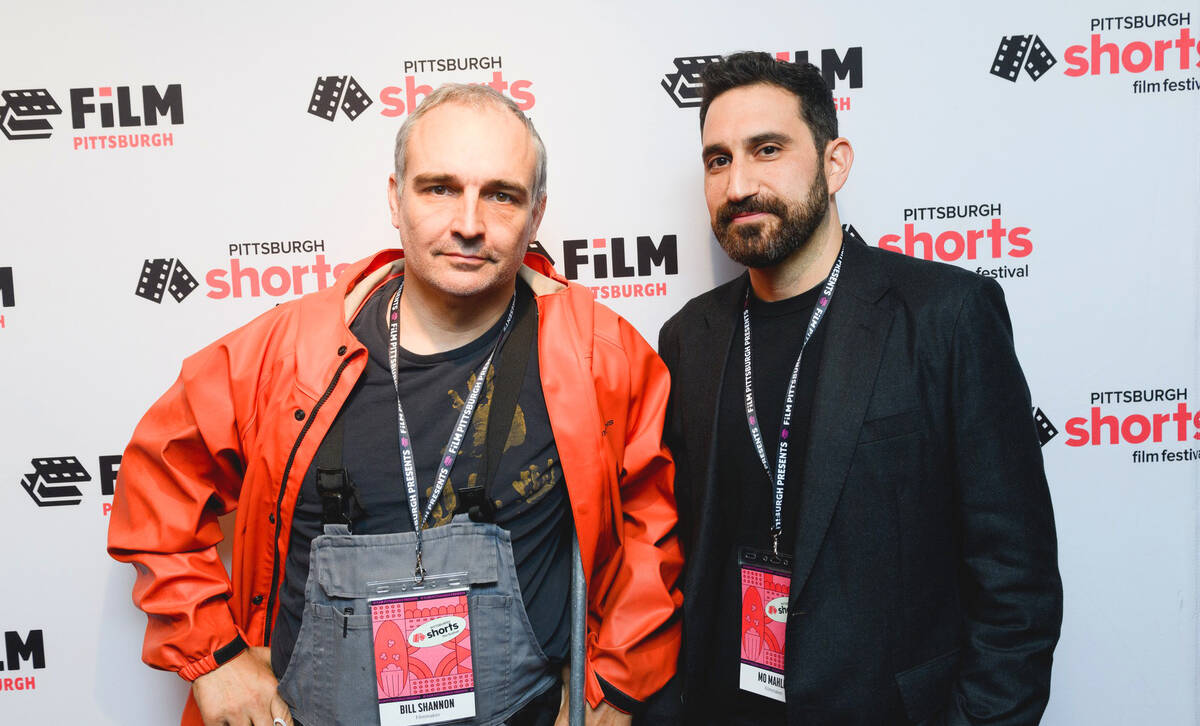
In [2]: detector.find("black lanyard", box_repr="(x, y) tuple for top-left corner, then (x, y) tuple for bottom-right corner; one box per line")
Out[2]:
(387, 280), (516, 581)
(742, 243), (844, 555)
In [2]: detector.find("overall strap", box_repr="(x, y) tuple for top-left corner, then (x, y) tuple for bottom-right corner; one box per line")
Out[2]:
(315, 411), (363, 527)
(458, 286), (537, 523)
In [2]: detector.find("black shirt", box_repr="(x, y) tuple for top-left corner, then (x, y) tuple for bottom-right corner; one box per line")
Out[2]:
(712, 281), (829, 723)
(272, 278), (571, 675)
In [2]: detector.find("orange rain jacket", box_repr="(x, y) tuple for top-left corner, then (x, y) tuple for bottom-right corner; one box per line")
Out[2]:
(108, 250), (683, 724)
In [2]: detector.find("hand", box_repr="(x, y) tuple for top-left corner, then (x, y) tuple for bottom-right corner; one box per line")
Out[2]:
(553, 665), (633, 726)
(191, 646), (294, 726)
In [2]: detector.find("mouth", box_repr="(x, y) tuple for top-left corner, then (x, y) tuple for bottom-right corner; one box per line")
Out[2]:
(440, 251), (490, 264)
(730, 211), (771, 224)
(717, 199), (783, 228)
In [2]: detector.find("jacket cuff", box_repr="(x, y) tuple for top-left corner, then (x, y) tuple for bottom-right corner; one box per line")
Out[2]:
(177, 634), (248, 682)
(597, 674), (644, 716)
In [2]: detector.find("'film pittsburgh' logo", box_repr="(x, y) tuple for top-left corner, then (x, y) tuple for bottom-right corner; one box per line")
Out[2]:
(0, 89), (62, 140)
(307, 76), (373, 121)
(661, 56), (722, 108)
(21, 457), (90, 507)
(136, 258), (198, 303)
(990, 35), (1058, 82)
(0, 629), (46, 677)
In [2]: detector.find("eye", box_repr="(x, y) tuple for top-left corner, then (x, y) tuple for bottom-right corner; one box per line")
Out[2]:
(429, 184), (449, 195)
(705, 155), (730, 171)
(758, 144), (781, 157)
(492, 191), (513, 203)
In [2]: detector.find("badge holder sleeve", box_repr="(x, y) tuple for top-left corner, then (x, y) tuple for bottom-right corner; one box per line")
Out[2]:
(368, 574), (476, 725)
(737, 547), (792, 702)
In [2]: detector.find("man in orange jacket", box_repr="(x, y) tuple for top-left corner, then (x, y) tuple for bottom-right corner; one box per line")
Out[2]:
(108, 83), (682, 726)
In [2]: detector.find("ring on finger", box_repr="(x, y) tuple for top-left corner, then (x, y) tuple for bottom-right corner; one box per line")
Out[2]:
(273, 719), (287, 726)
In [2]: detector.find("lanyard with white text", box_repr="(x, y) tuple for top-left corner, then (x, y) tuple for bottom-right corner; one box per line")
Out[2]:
(387, 280), (516, 581)
(743, 243), (844, 555)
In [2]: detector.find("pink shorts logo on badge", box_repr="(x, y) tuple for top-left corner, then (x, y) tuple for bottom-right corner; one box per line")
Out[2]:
(740, 567), (789, 671)
(371, 591), (474, 702)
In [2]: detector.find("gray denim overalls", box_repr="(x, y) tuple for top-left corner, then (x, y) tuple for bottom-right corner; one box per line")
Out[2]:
(278, 288), (560, 724)
(277, 517), (559, 725)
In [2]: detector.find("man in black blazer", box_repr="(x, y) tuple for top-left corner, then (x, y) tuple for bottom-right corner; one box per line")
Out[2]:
(655, 52), (1062, 725)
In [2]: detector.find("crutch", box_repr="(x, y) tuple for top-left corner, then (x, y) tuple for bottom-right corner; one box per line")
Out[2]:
(569, 533), (586, 726)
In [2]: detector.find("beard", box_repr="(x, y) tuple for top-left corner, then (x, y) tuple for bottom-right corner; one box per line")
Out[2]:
(712, 168), (829, 269)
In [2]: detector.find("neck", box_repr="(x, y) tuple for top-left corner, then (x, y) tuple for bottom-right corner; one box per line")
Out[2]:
(748, 203), (843, 302)
(395, 276), (515, 355)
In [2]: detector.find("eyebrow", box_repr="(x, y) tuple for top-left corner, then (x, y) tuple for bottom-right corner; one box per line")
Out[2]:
(701, 142), (729, 160)
(748, 131), (792, 147)
(702, 131), (794, 160)
(411, 173), (457, 187)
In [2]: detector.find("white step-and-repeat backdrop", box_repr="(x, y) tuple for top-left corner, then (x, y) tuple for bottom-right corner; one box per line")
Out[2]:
(2, 0), (1197, 723)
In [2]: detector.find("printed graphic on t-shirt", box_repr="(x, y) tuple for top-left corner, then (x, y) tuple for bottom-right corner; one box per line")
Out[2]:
(511, 459), (559, 506)
(425, 366), (562, 527)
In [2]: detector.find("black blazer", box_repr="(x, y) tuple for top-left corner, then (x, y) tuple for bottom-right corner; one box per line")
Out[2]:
(655, 234), (1062, 725)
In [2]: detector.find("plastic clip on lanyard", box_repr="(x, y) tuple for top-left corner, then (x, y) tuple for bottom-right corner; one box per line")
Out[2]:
(388, 280), (516, 582)
(742, 244), (844, 555)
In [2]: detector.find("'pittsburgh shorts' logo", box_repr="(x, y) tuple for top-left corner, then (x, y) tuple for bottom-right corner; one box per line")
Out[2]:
(136, 258), (199, 303)
(990, 35), (1058, 82)
(1033, 407), (1059, 447)
(307, 76), (373, 121)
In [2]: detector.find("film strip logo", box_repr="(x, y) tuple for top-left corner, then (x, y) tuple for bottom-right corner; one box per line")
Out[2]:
(307, 76), (373, 122)
(21, 457), (89, 507)
(661, 55), (722, 108)
(0, 88), (62, 140)
(136, 258), (198, 304)
(990, 35), (1057, 82)
(1033, 407), (1059, 447)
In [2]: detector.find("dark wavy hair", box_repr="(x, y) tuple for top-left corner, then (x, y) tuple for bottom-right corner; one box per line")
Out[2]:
(699, 51), (838, 153)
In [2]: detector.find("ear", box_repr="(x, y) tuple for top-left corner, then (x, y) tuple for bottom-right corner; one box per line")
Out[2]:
(387, 173), (403, 230)
(823, 137), (854, 196)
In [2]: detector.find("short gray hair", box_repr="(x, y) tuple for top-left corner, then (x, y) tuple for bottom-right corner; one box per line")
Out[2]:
(393, 83), (547, 203)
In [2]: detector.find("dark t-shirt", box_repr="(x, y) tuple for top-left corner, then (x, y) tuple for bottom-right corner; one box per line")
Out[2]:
(712, 282), (828, 723)
(272, 278), (571, 675)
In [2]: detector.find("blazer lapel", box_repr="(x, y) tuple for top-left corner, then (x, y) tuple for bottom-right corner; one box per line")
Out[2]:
(789, 238), (892, 597)
(677, 275), (748, 698)
(687, 274), (747, 581)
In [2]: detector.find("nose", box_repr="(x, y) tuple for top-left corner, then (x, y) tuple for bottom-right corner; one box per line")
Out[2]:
(449, 190), (484, 242)
(725, 156), (757, 203)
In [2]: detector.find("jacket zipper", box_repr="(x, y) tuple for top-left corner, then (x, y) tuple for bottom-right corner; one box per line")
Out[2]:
(263, 354), (356, 644)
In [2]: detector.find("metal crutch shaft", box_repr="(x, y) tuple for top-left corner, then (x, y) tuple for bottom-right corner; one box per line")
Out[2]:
(570, 533), (586, 726)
